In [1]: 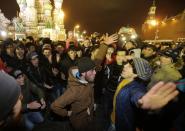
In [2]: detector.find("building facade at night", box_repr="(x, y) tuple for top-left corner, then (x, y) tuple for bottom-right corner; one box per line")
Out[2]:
(142, 1), (185, 41)
(15, 0), (66, 41)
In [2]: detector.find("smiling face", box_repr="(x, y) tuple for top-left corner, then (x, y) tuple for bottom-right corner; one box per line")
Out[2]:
(15, 47), (25, 58)
(121, 63), (136, 79)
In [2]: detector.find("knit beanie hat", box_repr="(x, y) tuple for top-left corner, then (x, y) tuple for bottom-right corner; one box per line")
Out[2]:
(28, 52), (38, 60)
(0, 70), (21, 121)
(12, 70), (23, 79)
(133, 58), (153, 81)
(77, 57), (95, 73)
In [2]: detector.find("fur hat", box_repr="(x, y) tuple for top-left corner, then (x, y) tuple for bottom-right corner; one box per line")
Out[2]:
(77, 57), (95, 73)
(0, 70), (21, 121)
(147, 64), (182, 89)
(132, 58), (153, 81)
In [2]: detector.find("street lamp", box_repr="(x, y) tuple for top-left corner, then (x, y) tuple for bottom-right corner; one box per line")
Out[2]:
(1, 31), (7, 38)
(83, 30), (87, 34)
(59, 10), (65, 19)
(147, 19), (159, 40)
(149, 19), (158, 26)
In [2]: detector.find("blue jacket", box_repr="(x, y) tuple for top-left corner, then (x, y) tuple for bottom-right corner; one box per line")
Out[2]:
(115, 80), (147, 131)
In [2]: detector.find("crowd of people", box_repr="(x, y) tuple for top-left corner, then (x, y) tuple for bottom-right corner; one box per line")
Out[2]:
(0, 30), (185, 131)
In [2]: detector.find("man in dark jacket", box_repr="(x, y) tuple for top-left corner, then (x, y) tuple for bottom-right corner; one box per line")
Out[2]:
(12, 70), (46, 130)
(51, 34), (119, 131)
(115, 58), (179, 131)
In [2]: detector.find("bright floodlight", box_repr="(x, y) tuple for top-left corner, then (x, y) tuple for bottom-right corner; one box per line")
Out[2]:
(83, 30), (87, 34)
(122, 36), (126, 41)
(150, 19), (158, 26)
(75, 25), (80, 29)
(1, 31), (7, 37)
(131, 34), (137, 39)
(59, 10), (64, 18)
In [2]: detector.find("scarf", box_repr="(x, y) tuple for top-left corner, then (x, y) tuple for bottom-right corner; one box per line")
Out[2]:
(111, 78), (133, 124)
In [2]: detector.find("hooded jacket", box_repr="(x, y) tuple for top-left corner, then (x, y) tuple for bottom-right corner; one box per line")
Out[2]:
(51, 67), (94, 129)
(148, 63), (182, 89)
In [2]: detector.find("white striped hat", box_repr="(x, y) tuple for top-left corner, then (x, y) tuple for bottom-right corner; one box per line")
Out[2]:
(133, 58), (153, 81)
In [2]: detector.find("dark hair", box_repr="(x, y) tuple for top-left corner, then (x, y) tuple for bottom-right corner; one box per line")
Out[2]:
(142, 44), (157, 51)
(26, 36), (34, 41)
(42, 38), (52, 45)
(126, 40), (137, 47)
(55, 41), (65, 48)
(122, 60), (149, 84)
(26, 42), (36, 48)
(15, 42), (25, 50)
(67, 45), (76, 52)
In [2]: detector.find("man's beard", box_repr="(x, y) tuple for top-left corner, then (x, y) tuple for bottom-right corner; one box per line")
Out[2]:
(85, 76), (95, 83)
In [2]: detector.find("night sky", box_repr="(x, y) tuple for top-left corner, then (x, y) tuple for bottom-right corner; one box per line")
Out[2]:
(0, 0), (185, 34)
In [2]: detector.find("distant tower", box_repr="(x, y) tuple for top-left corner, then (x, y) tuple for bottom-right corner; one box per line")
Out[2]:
(142, 0), (157, 32)
(35, 0), (45, 37)
(53, 0), (64, 29)
(35, 0), (44, 25)
(24, 0), (38, 36)
(16, 0), (27, 22)
(142, 0), (158, 39)
(53, 0), (66, 40)
(43, 0), (53, 28)
(15, 0), (66, 40)
(147, 0), (156, 22)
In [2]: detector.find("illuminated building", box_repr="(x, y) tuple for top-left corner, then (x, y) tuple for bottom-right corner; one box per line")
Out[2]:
(142, 1), (185, 41)
(16, 0), (66, 41)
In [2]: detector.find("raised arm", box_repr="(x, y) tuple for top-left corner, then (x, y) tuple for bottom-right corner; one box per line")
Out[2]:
(94, 33), (118, 66)
(138, 82), (179, 110)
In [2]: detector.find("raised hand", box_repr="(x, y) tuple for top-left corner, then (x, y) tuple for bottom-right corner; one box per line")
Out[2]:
(52, 67), (59, 76)
(138, 82), (179, 110)
(67, 111), (72, 117)
(40, 98), (46, 109)
(27, 101), (41, 110)
(103, 33), (118, 45)
(44, 83), (53, 89)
